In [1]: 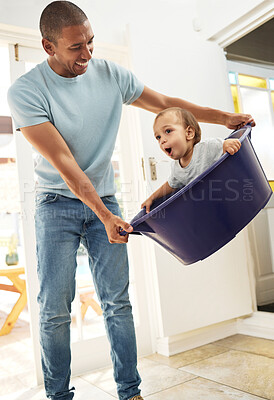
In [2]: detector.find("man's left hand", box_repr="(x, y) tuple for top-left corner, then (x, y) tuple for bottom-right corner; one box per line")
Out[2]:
(225, 112), (255, 130)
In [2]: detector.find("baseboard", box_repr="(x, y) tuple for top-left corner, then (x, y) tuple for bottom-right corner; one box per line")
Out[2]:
(156, 312), (274, 356)
(156, 319), (239, 356)
(237, 311), (274, 340)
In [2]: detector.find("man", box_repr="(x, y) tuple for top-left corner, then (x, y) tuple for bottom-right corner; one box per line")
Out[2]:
(7, 2), (254, 400)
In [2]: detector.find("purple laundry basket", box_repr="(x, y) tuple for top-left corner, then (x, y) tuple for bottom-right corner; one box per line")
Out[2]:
(129, 124), (272, 265)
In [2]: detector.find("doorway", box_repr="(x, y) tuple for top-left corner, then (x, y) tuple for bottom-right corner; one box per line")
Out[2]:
(225, 19), (274, 314)
(1, 31), (154, 384)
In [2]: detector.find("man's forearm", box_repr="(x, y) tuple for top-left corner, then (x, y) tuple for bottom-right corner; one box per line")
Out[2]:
(165, 97), (229, 125)
(133, 87), (229, 125)
(132, 86), (254, 129)
(58, 157), (112, 223)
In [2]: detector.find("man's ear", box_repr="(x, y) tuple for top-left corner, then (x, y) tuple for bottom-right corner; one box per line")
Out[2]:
(42, 38), (56, 56)
(186, 126), (195, 141)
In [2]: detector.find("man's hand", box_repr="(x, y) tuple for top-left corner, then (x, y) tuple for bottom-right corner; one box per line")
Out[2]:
(225, 112), (255, 130)
(103, 214), (133, 244)
(223, 138), (241, 155)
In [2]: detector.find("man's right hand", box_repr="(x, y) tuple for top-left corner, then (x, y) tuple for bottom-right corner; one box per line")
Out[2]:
(103, 213), (133, 243)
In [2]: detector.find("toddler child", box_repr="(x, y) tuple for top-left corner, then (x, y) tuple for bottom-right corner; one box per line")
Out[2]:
(142, 107), (241, 213)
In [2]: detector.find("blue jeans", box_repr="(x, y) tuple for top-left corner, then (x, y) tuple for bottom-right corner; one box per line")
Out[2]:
(35, 193), (141, 400)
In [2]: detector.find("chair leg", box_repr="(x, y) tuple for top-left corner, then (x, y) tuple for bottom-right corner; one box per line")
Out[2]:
(89, 299), (103, 316)
(80, 301), (90, 320)
(0, 289), (27, 336)
(80, 292), (102, 320)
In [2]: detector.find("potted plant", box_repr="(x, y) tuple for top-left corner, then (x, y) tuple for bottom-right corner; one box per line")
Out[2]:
(5, 233), (19, 266)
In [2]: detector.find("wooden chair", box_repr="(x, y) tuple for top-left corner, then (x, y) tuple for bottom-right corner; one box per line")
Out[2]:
(0, 266), (27, 335)
(77, 278), (102, 320)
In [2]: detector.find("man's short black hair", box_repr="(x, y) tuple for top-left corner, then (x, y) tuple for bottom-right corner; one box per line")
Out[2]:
(40, 1), (88, 44)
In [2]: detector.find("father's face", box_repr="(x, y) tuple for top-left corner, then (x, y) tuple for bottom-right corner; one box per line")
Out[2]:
(44, 20), (94, 78)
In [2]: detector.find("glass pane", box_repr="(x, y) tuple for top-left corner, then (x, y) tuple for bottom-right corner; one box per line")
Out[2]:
(0, 47), (26, 331)
(112, 140), (124, 218)
(238, 74), (267, 89)
(70, 246), (105, 342)
(240, 87), (274, 179)
(269, 78), (274, 90)
(0, 45), (11, 116)
(0, 161), (22, 259)
(230, 85), (241, 113)
(228, 72), (237, 85)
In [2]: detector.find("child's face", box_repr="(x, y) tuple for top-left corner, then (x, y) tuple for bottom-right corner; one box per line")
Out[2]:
(153, 112), (194, 160)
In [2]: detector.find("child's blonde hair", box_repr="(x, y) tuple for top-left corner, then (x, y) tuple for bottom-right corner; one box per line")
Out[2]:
(155, 107), (201, 145)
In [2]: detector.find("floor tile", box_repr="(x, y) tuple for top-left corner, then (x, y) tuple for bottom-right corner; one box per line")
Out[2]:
(0, 385), (45, 400)
(81, 364), (117, 397)
(146, 343), (228, 368)
(0, 373), (30, 396)
(0, 377), (116, 400)
(180, 350), (274, 400)
(71, 377), (116, 399)
(16, 367), (37, 389)
(82, 358), (196, 397)
(214, 334), (274, 358)
(0, 341), (34, 380)
(146, 377), (266, 400)
(138, 358), (196, 397)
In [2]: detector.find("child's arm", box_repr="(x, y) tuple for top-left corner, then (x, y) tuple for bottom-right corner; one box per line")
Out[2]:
(141, 181), (176, 213)
(223, 138), (241, 155)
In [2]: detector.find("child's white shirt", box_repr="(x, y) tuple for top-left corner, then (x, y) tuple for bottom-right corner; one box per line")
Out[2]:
(168, 138), (224, 188)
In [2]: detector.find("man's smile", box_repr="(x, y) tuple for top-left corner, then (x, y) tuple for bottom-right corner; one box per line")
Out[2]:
(75, 61), (89, 67)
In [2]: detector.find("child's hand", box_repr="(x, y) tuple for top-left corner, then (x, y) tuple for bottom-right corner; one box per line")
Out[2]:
(223, 138), (241, 155)
(141, 196), (154, 214)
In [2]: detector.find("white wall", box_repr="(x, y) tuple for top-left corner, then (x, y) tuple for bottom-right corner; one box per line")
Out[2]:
(195, 0), (270, 40)
(153, 235), (252, 337)
(128, 2), (234, 195)
(1, 0), (262, 342)
(126, 1), (255, 338)
(0, 1), (44, 31)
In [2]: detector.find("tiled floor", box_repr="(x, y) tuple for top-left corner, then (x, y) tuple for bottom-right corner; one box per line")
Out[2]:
(0, 317), (274, 400)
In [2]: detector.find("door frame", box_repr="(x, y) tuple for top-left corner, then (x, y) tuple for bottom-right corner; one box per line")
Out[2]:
(209, 5), (274, 325)
(226, 59), (274, 308)
(1, 24), (158, 384)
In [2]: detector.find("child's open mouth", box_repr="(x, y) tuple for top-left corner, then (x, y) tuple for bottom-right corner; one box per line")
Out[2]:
(165, 147), (172, 155)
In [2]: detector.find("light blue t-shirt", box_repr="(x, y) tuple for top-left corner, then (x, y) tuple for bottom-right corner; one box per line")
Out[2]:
(168, 138), (224, 188)
(7, 59), (144, 198)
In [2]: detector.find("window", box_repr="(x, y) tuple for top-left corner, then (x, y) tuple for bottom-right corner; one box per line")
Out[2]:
(0, 44), (27, 330)
(0, 45), (11, 116)
(228, 62), (274, 181)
